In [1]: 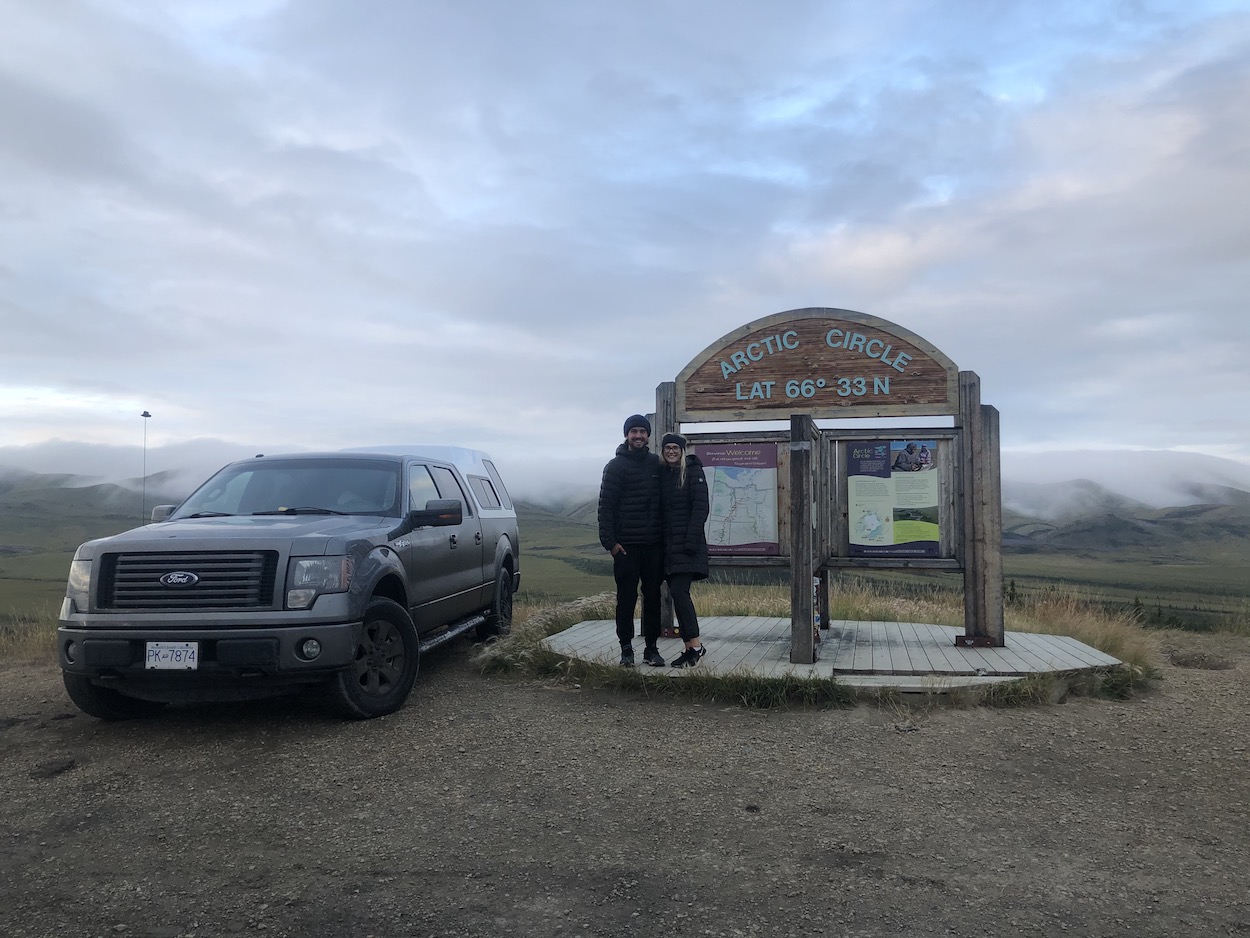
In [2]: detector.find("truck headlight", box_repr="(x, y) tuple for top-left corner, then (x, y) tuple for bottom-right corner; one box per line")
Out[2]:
(286, 556), (351, 610)
(64, 560), (92, 614)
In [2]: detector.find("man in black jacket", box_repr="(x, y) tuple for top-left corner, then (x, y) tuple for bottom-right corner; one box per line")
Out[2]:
(598, 414), (665, 667)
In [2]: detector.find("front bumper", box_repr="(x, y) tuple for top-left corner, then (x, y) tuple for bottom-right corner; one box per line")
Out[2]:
(58, 621), (360, 687)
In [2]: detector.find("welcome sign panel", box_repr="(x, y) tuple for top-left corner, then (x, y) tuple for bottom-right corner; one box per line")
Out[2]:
(697, 443), (781, 556)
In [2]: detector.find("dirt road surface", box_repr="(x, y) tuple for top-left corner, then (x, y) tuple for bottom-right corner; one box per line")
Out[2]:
(2, 631), (1248, 938)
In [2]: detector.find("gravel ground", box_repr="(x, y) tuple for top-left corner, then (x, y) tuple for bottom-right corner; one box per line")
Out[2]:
(2, 630), (1249, 938)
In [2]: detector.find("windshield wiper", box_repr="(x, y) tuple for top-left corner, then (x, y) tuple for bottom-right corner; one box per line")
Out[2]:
(185, 511), (234, 518)
(251, 507), (347, 516)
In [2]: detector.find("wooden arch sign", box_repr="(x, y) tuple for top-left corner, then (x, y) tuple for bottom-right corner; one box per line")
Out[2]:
(676, 307), (960, 421)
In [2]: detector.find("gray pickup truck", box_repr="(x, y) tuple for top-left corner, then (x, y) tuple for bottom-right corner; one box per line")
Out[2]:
(57, 446), (520, 720)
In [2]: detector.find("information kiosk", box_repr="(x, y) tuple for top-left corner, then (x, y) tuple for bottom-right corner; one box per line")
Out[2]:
(653, 307), (1003, 664)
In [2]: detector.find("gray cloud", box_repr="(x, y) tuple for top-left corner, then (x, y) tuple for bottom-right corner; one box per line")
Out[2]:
(0, 0), (1247, 490)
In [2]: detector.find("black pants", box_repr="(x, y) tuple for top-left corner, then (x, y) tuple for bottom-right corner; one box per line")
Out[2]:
(613, 543), (663, 648)
(667, 572), (701, 643)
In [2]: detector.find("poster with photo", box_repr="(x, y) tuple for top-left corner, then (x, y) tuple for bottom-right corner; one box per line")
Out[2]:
(846, 440), (940, 557)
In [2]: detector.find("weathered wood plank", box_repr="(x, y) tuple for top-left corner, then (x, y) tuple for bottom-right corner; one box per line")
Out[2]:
(1011, 632), (1111, 671)
(1041, 634), (1120, 668)
(912, 624), (981, 675)
(1056, 634), (1119, 666)
(850, 621), (876, 672)
(993, 637), (1064, 674)
(866, 622), (891, 674)
(896, 621), (940, 673)
(884, 621), (925, 675)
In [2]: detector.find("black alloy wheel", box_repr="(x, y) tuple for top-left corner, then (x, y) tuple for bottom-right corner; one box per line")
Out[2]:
(477, 565), (514, 641)
(328, 597), (420, 719)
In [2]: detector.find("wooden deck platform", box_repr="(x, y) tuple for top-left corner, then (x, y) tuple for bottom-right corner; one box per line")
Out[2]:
(541, 617), (1123, 694)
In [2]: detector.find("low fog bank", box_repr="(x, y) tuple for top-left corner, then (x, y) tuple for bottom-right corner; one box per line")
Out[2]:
(0, 439), (279, 499)
(0, 439), (603, 508)
(2, 440), (1248, 514)
(999, 449), (1250, 513)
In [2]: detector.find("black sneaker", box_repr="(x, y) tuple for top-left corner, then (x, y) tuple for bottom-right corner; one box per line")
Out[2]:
(643, 646), (666, 667)
(619, 646), (635, 667)
(671, 646), (706, 669)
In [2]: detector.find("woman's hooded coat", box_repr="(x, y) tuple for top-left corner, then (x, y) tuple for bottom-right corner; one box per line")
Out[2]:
(659, 453), (710, 579)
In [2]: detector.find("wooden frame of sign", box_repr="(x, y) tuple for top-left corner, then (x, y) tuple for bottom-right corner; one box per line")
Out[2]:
(654, 307), (1003, 663)
(676, 307), (960, 421)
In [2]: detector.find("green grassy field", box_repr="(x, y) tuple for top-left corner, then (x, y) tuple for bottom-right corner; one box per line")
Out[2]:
(0, 473), (187, 618)
(0, 526), (144, 623)
(2, 484), (1246, 680)
(0, 500), (614, 620)
(0, 552), (74, 611)
(511, 507), (614, 602)
(1, 477), (1246, 635)
(1000, 548), (1249, 630)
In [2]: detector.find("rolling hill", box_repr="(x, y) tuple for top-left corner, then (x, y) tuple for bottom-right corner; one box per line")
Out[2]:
(1, 468), (1246, 629)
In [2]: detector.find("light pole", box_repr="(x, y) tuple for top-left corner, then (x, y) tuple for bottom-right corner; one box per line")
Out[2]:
(141, 410), (152, 523)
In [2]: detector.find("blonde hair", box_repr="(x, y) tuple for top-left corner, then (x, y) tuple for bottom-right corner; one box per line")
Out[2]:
(663, 441), (688, 488)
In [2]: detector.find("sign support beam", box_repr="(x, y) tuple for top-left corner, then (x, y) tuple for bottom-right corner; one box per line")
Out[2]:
(789, 414), (817, 664)
(959, 372), (1005, 644)
(655, 382), (678, 636)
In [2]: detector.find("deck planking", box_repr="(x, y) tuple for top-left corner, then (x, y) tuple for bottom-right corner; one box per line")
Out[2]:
(541, 615), (1122, 692)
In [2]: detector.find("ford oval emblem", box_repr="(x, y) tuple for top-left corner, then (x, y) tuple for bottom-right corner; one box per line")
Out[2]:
(159, 571), (200, 587)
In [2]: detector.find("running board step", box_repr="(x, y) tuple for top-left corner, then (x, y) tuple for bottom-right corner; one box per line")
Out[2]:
(419, 614), (486, 653)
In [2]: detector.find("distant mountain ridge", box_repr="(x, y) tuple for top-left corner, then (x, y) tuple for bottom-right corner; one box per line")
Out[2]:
(1, 464), (1248, 560)
(3, 466), (1246, 633)
(997, 475), (1250, 554)
(519, 475), (1250, 559)
(999, 448), (1250, 511)
(1001, 477), (1250, 525)
(1001, 479), (1151, 524)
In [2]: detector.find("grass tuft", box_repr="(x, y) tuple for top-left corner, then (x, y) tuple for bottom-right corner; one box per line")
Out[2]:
(0, 605), (59, 663)
(1227, 600), (1250, 637)
(476, 592), (617, 676)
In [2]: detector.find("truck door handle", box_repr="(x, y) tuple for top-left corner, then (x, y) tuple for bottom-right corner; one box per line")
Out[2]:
(449, 534), (458, 548)
(475, 532), (482, 545)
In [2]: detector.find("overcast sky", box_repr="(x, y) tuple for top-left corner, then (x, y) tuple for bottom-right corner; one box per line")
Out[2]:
(2, 0), (1248, 500)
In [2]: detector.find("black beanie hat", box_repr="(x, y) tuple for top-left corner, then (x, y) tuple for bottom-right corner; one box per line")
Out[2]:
(661, 433), (687, 449)
(623, 414), (651, 436)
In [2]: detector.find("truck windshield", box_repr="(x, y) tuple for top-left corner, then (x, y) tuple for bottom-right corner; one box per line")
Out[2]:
(170, 458), (402, 520)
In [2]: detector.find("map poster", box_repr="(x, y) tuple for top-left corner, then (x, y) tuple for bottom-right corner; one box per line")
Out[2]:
(696, 442), (780, 556)
(847, 439), (940, 558)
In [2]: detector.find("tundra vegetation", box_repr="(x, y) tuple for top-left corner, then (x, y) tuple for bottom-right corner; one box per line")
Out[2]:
(2, 472), (1247, 710)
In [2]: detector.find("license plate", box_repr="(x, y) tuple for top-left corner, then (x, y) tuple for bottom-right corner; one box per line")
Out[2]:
(145, 642), (199, 670)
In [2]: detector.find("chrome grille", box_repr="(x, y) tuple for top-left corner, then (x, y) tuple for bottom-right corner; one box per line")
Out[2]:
(99, 551), (280, 610)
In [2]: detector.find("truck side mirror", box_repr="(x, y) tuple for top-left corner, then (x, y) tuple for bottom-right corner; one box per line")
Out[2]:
(387, 499), (463, 539)
(412, 499), (463, 528)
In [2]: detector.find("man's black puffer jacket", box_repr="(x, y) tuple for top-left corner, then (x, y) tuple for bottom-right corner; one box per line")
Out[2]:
(659, 454), (710, 579)
(598, 443), (662, 550)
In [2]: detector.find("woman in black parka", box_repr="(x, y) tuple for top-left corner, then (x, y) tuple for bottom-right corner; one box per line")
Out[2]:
(659, 433), (710, 668)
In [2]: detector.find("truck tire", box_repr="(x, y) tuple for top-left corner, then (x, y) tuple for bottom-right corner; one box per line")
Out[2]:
(62, 673), (168, 720)
(477, 565), (514, 641)
(328, 598), (420, 719)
